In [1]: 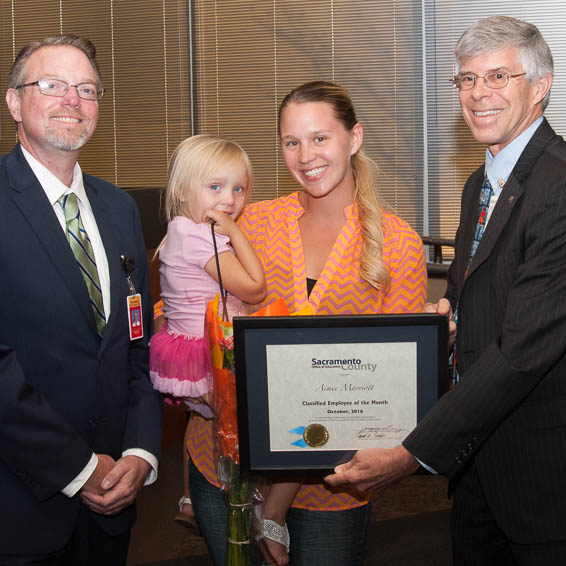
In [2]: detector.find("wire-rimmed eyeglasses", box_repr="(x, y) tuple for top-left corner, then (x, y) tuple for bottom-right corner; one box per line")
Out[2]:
(15, 77), (104, 100)
(450, 72), (526, 91)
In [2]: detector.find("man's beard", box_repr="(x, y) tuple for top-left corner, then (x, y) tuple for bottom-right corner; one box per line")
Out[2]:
(46, 128), (89, 151)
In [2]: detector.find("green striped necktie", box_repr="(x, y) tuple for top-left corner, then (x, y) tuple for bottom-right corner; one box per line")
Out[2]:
(58, 192), (106, 338)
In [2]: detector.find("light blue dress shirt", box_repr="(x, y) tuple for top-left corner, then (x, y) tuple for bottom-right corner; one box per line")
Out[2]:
(483, 116), (543, 226)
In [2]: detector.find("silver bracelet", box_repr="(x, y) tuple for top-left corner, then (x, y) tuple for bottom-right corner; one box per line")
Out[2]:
(262, 518), (290, 552)
(177, 496), (192, 512)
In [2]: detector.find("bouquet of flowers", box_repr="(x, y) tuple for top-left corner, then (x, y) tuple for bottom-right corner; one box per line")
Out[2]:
(205, 294), (291, 565)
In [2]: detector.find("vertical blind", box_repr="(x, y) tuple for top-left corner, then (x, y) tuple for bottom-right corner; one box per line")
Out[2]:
(193, 0), (566, 243)
(0, 0), (190, 188)
(425, 0), (566, 241)
(3, 1), (565, 245)
(193, 0), (425, 234)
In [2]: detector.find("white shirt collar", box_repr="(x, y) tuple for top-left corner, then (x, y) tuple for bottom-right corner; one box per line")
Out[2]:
(20, 144), (87, 206)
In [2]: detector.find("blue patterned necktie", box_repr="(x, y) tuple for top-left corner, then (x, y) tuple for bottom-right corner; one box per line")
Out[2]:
(59, 193), (106, 338)
(451, 176), (494, 385)
(469, 176), (495, 262)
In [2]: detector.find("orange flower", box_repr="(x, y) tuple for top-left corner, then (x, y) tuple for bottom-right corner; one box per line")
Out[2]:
(214, 365), (239, 461)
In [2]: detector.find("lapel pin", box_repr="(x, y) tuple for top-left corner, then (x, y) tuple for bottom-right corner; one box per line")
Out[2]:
(508, 195), (515, 204)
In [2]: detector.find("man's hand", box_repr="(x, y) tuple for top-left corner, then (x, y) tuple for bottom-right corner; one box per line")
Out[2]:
(324, 445), (419, 494)
(81, 454), (116, 496)
(80, 455), (151, 516)
(425, 298), (457, 347)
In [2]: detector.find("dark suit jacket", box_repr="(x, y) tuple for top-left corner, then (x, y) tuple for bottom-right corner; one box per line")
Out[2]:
(404, 119), (566, 543)
(0, 144), (163, 553)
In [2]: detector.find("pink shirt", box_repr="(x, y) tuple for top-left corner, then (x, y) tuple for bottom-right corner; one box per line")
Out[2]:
(159, 216), (241, 336)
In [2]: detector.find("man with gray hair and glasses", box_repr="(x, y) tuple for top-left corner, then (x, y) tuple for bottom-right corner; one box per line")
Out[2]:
(0, 35), (162, 564)
(327, 16), (566, 565)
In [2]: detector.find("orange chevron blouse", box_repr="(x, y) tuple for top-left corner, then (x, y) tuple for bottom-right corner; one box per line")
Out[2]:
(186, 192), (427, 511)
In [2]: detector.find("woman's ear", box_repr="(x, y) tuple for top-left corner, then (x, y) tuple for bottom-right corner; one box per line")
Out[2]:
(350, 122), (364, 156)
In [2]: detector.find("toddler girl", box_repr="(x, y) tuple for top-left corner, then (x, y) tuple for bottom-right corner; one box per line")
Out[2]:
(150, 135), (295, 565)
(150, 134), (266, 414)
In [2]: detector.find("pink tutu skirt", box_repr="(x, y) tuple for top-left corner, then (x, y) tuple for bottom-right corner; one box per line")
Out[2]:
(150, 324), (213, 418)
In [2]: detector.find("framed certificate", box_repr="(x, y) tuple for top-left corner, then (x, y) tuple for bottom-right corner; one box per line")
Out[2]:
(233, 313), (448, 474)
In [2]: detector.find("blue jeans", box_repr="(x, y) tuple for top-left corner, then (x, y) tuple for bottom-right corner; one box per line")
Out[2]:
(190, 459), (371, 565)
(189, 458), (229, 566)
(286, 503), (371, 566)
(188, 461), (266, 565)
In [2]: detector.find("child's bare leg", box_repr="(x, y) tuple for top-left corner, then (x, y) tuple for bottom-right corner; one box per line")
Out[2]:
(175, 416), (199, 533)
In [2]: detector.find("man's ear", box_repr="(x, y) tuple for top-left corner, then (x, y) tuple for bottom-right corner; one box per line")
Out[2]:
(6, 88), (22, 123)
(533, 73), (553, 107)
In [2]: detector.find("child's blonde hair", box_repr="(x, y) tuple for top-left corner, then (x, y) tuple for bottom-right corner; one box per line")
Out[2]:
(156, 134), (254, 257)
(164, 134), (254, 222)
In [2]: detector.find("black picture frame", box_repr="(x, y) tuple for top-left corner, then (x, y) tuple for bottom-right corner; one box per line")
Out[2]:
(233, 313), (448, 475)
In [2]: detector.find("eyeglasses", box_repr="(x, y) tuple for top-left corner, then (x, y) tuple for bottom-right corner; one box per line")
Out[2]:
(15, 78), (104, 100)
(450, 72), (526, 91)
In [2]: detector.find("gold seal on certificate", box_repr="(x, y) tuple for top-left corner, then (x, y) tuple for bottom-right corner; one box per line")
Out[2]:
(303, 424), (329, 448)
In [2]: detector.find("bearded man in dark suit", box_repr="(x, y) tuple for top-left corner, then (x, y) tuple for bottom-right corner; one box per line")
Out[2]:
(327, 16), (566, 565)
(0, 34), (162, 565)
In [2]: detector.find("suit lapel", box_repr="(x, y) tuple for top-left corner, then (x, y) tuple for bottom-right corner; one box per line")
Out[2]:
(85, 178), (121, 351)
(465, 119), (557, 281)
(7, 146), (97, 334)
(467, 178), (523, 279)
(455, 168), (482, 288)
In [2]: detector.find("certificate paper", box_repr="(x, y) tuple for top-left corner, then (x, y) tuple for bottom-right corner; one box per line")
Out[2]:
(266, 342), (417, 451)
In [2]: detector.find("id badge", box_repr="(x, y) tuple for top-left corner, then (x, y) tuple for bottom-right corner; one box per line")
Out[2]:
(127, 293), (143, 340)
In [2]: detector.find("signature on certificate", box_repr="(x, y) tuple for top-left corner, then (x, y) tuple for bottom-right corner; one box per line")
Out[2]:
(357, 425), (404, 439)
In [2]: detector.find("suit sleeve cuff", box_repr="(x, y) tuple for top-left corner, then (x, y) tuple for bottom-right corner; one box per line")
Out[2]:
(415, 456), (438, 474)
(61, 453), (98, 497)
(122, 448), (159, 485)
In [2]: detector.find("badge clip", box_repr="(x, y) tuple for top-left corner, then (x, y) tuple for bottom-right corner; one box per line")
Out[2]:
(121, 254), (143, 340)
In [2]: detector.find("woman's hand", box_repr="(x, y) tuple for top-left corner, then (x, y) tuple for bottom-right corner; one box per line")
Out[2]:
(424, 298), (457, 347)
(153, 314), (166, 334)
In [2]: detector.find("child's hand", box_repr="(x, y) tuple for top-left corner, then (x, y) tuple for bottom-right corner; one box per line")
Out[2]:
(205, 209), (237, 237)
(260, 518), (290, 565)
(261, 537), (289, 566)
